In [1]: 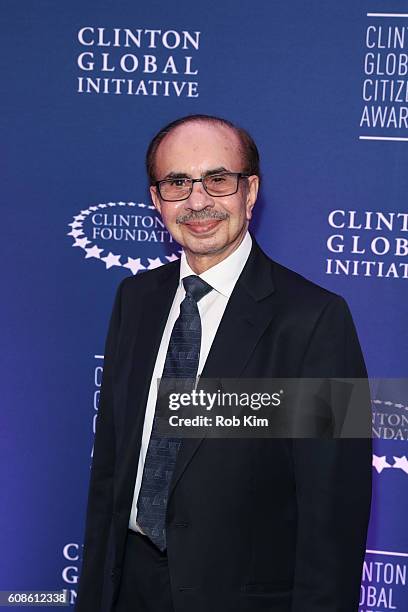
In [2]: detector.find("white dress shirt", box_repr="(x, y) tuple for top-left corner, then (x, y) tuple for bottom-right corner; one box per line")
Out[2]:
(128, 231), (252, 532)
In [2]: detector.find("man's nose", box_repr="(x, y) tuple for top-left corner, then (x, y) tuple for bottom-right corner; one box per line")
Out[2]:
(185, 180), (214, 210)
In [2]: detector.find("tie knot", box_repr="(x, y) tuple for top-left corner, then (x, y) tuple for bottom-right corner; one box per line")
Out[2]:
(183, 275), (212, 303)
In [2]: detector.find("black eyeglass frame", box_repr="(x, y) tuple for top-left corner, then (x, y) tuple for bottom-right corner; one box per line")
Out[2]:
(154, 172), (250, 202)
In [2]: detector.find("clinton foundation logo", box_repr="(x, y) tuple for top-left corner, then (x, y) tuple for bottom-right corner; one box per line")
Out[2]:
(371, 379), (408, 442)
(372, 399), (408, 442)
(326, 209), (408, 279)
(67, 201), (180, 274)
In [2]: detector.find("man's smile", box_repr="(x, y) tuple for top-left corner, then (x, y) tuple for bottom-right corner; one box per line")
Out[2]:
(183, 219), (223, 234)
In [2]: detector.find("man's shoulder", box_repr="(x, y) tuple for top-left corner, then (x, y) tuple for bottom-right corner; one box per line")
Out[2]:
(261, 250), (345, 315)
(273, 258), (338, 299)
(261, 255), (354, 337)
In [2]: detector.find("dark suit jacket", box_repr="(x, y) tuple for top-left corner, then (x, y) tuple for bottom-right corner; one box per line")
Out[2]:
(75, 234), (372, 612)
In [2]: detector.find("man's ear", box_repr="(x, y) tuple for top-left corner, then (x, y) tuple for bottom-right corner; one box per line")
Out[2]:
(150, 185), (162, 215)
(245, 175), (259, 220)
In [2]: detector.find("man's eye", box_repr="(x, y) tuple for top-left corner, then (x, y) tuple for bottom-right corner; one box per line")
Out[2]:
(208, 175), (227, 184)
(170, 179), (188, 187)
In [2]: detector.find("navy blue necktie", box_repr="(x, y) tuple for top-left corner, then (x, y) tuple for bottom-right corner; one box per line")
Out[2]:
(136, 274), (213, 550)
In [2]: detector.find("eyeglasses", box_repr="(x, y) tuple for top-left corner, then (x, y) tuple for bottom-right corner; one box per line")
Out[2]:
(154, 172), (249, 202)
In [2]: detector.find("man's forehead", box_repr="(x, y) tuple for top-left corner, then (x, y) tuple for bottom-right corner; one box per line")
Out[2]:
(166, 120), (238, 141)
(154, 121), (243, 173)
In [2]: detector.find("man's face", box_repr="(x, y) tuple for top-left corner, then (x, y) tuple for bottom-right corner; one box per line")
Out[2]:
(150, 121), (259, 262)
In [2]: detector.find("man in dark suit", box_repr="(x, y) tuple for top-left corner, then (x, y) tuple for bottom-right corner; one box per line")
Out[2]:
(76, 114), (372, 612)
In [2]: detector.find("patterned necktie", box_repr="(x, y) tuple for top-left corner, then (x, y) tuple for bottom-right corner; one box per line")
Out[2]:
(136, 274), (213, 550)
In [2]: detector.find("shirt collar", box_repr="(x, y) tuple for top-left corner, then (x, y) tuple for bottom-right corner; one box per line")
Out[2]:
(179, 231), (252, 298)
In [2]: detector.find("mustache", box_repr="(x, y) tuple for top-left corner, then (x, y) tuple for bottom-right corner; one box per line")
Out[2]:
(176, 210), (229, 224)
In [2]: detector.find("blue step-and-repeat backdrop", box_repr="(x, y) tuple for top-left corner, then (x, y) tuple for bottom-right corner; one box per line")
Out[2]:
(2, 1), (408, 610)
